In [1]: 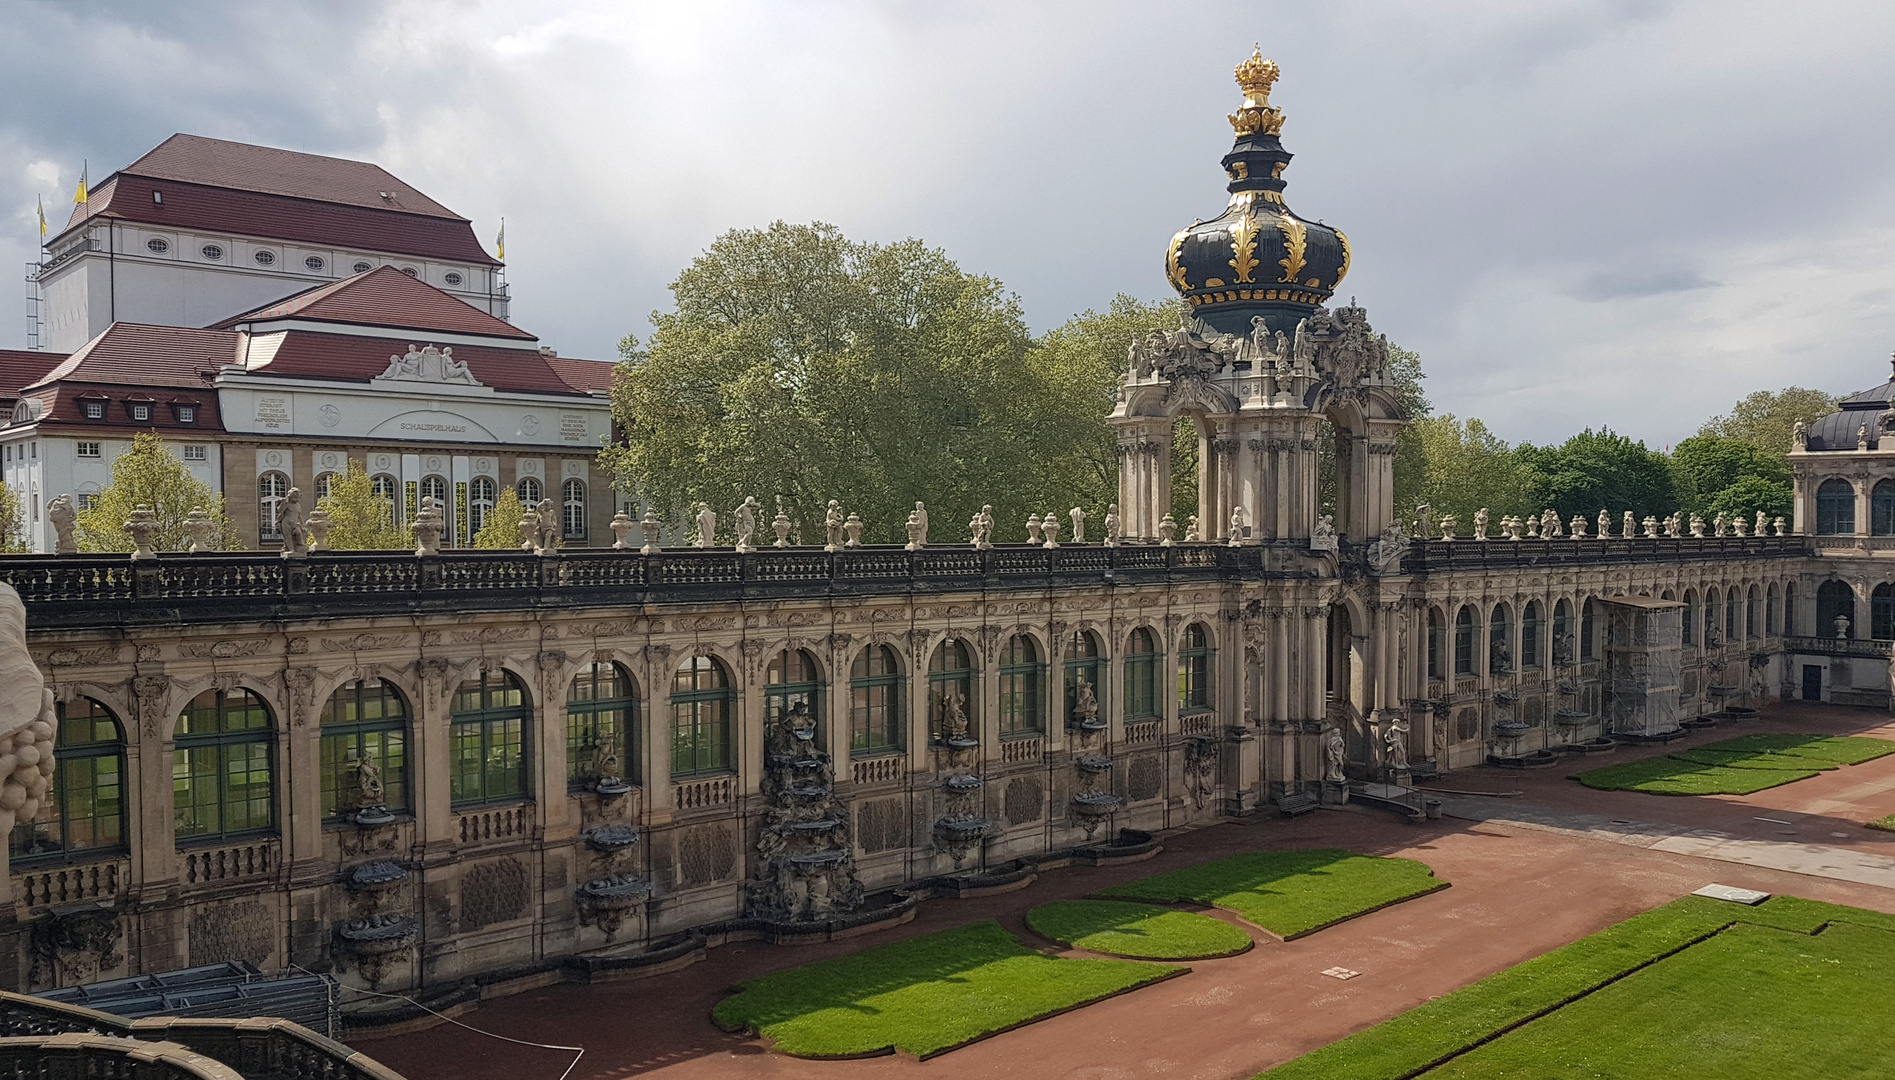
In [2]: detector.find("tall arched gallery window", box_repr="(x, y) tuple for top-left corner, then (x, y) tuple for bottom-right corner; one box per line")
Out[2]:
(371, 474), (401, 525)
(175, 687), (275, 841)
(1124, 629), (1159, 719)
(1454, 606), (1476, 675)
(450, 671), (530, 805)
(765, 649), (822, 739)
(258, 472), (289, 543)
(11, 698), (124, 861)
(1874, 479), (1895, 536)
(1873, 584), (1895, 642)
(850, 645), (902, 755)
(1682, 591), (1696, 646)
(1064, 630), (1103, 731)
(928, 639), (977, 744)
(1426, 609), (1445, 680)
(319, 679), (408, 819)
(1816, 479), (1855, 535)
(1521, 602), (1543, 669)
(671, 656), (733, 775)
(998, 635), (1044, 737)
(1178, 623), (1213, 712)
(569, 663), (636, 789)
(1817, 580), (1857, 639)
(1489, 605), (1512, 674)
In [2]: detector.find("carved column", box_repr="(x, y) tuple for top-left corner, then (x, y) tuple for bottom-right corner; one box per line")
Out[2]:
(282, 665), (324, 876)
(130, 673), (176, 890)
(414, 656), (455, 846)
(536, 650), (571, 837)
(1855, 477), (1872, 538)
(638, 643), (673, 821)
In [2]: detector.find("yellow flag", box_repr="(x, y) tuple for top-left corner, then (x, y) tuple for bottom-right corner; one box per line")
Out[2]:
(73, 163), (87, 205)
(495, 218), (505, 260)
(37, 197), (46, 239)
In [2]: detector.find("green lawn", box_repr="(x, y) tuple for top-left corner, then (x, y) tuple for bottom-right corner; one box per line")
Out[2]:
(1868, 813), (1895, 832)
(711, 920), (1182, 1059)
(1257, 894), (1895, 1080)
(1026, 900), (1254, 959)
(1096, 849), (1447, 939)
(1567, 732), (1895, 795)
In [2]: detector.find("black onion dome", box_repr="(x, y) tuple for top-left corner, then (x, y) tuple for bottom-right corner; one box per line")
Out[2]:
(1165, 51), (1350, 338)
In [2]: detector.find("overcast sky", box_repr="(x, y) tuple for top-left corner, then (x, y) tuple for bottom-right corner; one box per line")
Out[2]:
(5, 0), (1895, 448)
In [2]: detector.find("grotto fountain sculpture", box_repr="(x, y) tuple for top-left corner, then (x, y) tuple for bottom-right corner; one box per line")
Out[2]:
(1066, 678), (1122, 836)
(932, 686), (992, 863)
(748, 700), (863, 922)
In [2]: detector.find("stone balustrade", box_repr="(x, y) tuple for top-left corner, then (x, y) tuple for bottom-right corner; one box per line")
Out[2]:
(850, 755), (904, 786)
(455, 803), (532, 846)
(181, 839), (278, 888)
(1123, 720), (1160, 746)
(1404, 534), (1811, 573)
(1180, 713), (1215, 738)
(673, 774), (734, 810)
(1001, 735), (1044, 764)
(14, 859), (127, 909)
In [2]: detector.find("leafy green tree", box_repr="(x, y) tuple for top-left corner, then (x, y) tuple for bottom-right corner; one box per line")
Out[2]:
(0, 483), (26, 553)
(473, 487), (526, 549)
(315, 460), (408, 550)
(1518, 428), (1679, 522)
(76, 433), (234, 552)
(603, 221), (1086, 544)
(1668, 433), (1791, 513)
(1396, 414), (1537, 528)
(1699, 474), (1793, 524)
(1698, 387), (1837, 455)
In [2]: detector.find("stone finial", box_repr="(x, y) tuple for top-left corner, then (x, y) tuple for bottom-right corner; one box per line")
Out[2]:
(412, 496), (445, 557)
(843, 513), (864, 548)
(610, 511), (635, 550)
(772, 497), (792, 548)
(1731, 514), (1749, 537)
(1041, 512), (1062, 549)
(306, 509), (332, 552)
(1568, 514), (1586, 539)
(1773, 515), (1787, 536)
(124, 505), (159, 561)
(1158, 513), (1178, 546)
(517, 506), (540, 552)
(640, 508), (664, 555)
(181, 507), (213, 554)
(1438, 512), (1458, 540)
(1642, 515), (1659, 538)
(1025, 513), (1043, 545)
(1689, 513), (1706, 537)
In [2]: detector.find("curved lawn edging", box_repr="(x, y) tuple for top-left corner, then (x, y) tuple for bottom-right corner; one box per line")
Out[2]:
(1026, 899), (1254, 960)
(1096, 848), (1448, 940)
(1575, 733), (1893, 796)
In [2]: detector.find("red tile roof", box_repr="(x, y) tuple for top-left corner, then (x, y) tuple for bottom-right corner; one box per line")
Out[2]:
(19, 382), (225, 434)
(61, 136), (498, 266)
(546, 356), (618, 394)
(0, 350), (68, 397)
(218, 266), (534, 340)
(252, 331), (589, 396)
(26, 324), (239, 392)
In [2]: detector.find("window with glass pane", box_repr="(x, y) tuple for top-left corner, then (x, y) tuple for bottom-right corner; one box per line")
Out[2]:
(1875, 480), (1895, 535)
(568, 663), (636, 789)
(1427, 610), (1444, 680)
(1784, 584), (1797, 635)
(449, 671), (529, 805)
(1489, 606), (1512, 673)
(470, 476), (497, 536)
(1767, 586), (1781, 636)
(1747, 587), (1760, 639)
(1725, 590), (1739, 639)
(850, 645), (902, 754)
(671, 656), (732, 775)
(562, 479), (586, 539)
(1682, 591), (1696, 645)
(173, 688), (275, 841)
(1818, 581), (1857, 638)
(1063, 631), (1102, 730)
(1581, 600), (1595, 658)
(928, 639), (976, 743)
(1553, 600), (1573, 661)
(998, 635), (1043, 737)
(319, 680), (408, 819)
(258, 472), (288, 542)
(371, 474), (400, 524)
(1703, 588), (1720, 643)
(765, 649), (821, 741)
(1455, 607), (1475, 674)
(1177, 624), (1213, 712)
(11, 699), (124, 861)
(517, 476), (543, 505)
(1522, 602), (1542, 668)
(1124, 628), (1158, 719)
(1816, 479), (1855, 535)
(1873, 585), (1895, 641)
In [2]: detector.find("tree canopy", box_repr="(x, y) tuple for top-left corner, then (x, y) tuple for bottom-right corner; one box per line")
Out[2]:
(1517, 428), (1679, 522)
(1698, 387), (1837, 455)
(1393, 414), (1537, 526)
(473, 487), (527, 549)
(75, 433), (234, 552)
(315, 460), (408, 550)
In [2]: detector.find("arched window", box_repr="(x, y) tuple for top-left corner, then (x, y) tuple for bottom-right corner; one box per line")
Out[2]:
(1125, 628), (1159, 719)
(1178, 623), (1213, 712)
(1454, 606), (1475, 676)
(568, 662), (636, 790)
(1817, 580), (1856, 639)
(1580, 600), (1595, 660)
(671, 656), (732, 775)
(928, 639), (977, 743)
(319, 680), (408, 819)
(450, 671), (530, 805)
(1682, 590), (1697, 646)
(562, 478), (586, 540)
(314, 472), (336, 502)
(1725, 588), (1740, 640)
(765, 649), (821, 739)
(11, 699), (124, 861)
(1703, 587), (1721, 645)
(998, 635), (1044, 736)
(517, 475), (543, 505)
(420, 474), (447, 512)
(1767, 584), (1782, 637)
(470, 476), (497, 537)
(1522, 602), (1543, 669)
(1874, 585), (1895, 642)
(1746, 586), (1761, 640)
(175, 687), (275, 840)
(1553, 600), (1574, 664)
(258, 472), (289, 543)
(850, 645), (902, 755)
(1875, 480), (1895, 536)
(1489, 604), (1513, 674)
(1064, 631), (1102, 730)
(1784, 583), (1798, 636)
(371, 474), (401, 524)
(1427, 608), (1444, 681)
(1816, 479), (1856, 535)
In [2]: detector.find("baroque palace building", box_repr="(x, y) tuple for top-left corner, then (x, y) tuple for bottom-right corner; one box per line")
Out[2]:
(0, 53), (1876, 1022)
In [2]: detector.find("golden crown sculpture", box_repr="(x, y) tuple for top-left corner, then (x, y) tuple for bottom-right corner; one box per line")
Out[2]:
(1229, 48), (1286, 137)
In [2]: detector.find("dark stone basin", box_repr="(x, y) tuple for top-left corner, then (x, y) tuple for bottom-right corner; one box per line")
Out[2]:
(586, 824), (641, 851)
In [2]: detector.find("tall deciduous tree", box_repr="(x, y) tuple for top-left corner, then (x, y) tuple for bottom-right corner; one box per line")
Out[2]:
(473, 487), (526, 549)
(1395, 414), (1537, 528)
(0, 483), (25, 553)
(75, 433), (234, 552)
(315, 460), (409, 550)
(602, 221), (1126, 544)
(1669, 434), (1791, 514)
(1518, 428), (1679, 522)
(1698, 387), (1837, 455)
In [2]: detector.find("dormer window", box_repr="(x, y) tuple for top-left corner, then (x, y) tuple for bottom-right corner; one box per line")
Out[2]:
(129, 403), (150, 423)
(82, 401), (104, 420)
(400, 266), (418, 278)
(177, 405), (196, 424)
(11, 403), (29, 424)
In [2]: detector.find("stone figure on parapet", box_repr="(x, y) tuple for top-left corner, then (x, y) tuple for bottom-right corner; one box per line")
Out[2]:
(1568, 514), (1586, 539)
(517, 504), (539, 551)
(1104, 503), (1120, 548)
(1366, 523), (1410, 574)
(1756, 511), (1769, 537)
(0, 583), (60, 844)
(379, 343), (481, 385)
(1793, 419), (1809, 451)
(1228, 504), (1249, 546)
(46, 495), (76, 555)
(1322, 724), (1346, 783)
(904, 502), (929, 550)
(824, 500), (845, 552)
(1070, 506), (1087, 544)
(1712, 513), (1727, 537)
(734, 496), (759, 553)
(1383, 715), (1410, 772)
(1623, 511), (1636, 538)
(1310, 514), (1337, 552)
(1473, 508), (1489, 541)
(1597, 509), (1612, 538)
(969, 505), (994, 550)
(280, 488), (310, 557)
(695, 502), (716, 548)
(535, 498), (561, 553)
(1540, 509), (1561, 538)
(1414, 504), (1432, 538)
(1184, 515), (1201, 543)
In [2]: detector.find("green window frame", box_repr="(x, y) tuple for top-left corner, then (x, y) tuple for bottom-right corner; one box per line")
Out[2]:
(1682, 591), (1696, 645)
(1177, 623), (1213, 712)
(319, 679), (409, 820)
(11, 698), (124, 862)
(850, 644), (903, 756)
(569, 662), (637, 790)
(765, 648), (822, 742)
(1816, 478), (1855, 535)
(1455, 606), (1476, 674)
(998, 635), (1044, 737)
(1581, 600), (1596, 659)
(1124, 628), (1159, 719)
(450, 671), (530, 807)
(1489, 605), (1512, 674)
(1521, 602), (1542, 669)
(671, 655), (733, 776)
(1426, 609), (1444, 680)
(928, 639), (977, 744)
(174, 687), (276, 842)
(1063, 630), (1102, 730)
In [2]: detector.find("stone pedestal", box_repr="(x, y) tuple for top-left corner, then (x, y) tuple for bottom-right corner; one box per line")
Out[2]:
(1320, 779), (1350, 806)
(1221, 727), (1261, 816)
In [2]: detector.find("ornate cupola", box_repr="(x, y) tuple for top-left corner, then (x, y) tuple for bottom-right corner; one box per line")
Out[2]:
(1165, 51), (1350, 337)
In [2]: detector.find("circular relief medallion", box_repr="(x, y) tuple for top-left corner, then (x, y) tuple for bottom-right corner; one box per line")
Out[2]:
(521, 414), (541, 436)
(319, 404), (340, 429)
(320, 452), (339, 469)
(264, 451), (284, 467)
(374, 455), (392, 470)
(425, 457), (443, 472)
(474, 458), (493, 474)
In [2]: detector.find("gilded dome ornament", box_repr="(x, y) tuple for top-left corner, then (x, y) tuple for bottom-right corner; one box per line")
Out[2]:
(1166, 228), (1191, 291)
(1228, 49), (1286, 137)
(1332, 230), (1352, 290)
(1276, 213), (1307, 284)
(1229, 212), (1261, 284)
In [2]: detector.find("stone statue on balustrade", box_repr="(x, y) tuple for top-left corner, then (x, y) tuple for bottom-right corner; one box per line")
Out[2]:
(279, 488), (311, 557)
(695, 502), (716, 548)
(1383, 716), (1410, 772)
(1322, 724), (1346, 783)
(822, 501), (845, 552)
(1103, 504), (1120, 547)
(1366, 523), (1410, 574)
(1793, 419), (1809, 451)
(1228, 505), (1249, 547)
(46, 495), (76, 555)
(1756, 511), (1769, 537)
(1597, 509), (1612, 537)
(535, 498), (561, 553)
(969, 505), (995, 550)
(1183, 515), (1201, 542)
(904, 502), (929, 550)
(1712, 513), (1727, 537)
(734, 496), (760, 553)
(1473, 508), (1489, 541)
(1540, 509), (1561, 538)
(1414, 504), (1432, 538)
(1623, 511), (1636, 538)
(1070, 506), (1087, 544)
(1310, 514), (1337, 551)
(1569, 514), (1587, 539)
